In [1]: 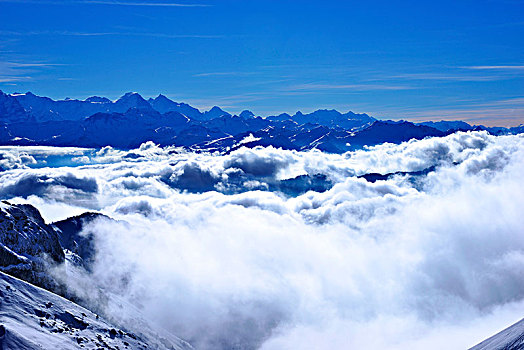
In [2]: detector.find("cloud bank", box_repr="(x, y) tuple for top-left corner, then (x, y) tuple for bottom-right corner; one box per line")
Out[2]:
(1, 131), (523, 349)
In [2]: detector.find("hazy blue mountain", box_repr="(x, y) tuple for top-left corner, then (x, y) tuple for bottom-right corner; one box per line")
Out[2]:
(267, 109), (375, 130)
(6, 91), (164, 122)
(418, 120), (474, 132)
(0, 91), (33, 124)
(239, 110), (255, 118)
(1, 91), (522, 152)
(295, 109), (375, 130)
(510, 124), (524, 134)
(148, 94), (203, 119)
(10, 91), (112, 121)
(75, 108), (192, 148)
(0, 125), (13, 144)
(112, 92), (153, 113)
(172, 124), (229, 147)
(202, 114), (269, 136)
(201, 106), (232, 120)
(84, 96), (111, 103)
(347, 120), (445, 148)
(478, 124), (524, 136)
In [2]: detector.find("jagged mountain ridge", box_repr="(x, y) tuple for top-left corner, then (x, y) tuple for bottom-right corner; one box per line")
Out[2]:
(0, 90), (523, 152)
(3, 91), (234, 122)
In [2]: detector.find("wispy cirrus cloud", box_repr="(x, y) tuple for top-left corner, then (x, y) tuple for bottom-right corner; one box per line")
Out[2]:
(86, 0), (209, 6)
(380, 97), (524, 127)
(460, 65), (524, 70)
(3, 62), (65, 67)
(284, 82), (414, 92)
(366, 65), (524, 85)
(0, 61), (63, 84)
(193, 71), (256, 77)
(184, 91), (271, 111)
(387, 72), (504, 82)
(0, 76), (31, 83)
(0, 0), (210, 7)
(0, 30), (223, 39)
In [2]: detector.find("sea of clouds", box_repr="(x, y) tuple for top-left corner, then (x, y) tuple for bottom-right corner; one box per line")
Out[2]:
(1, 130), (523, 349)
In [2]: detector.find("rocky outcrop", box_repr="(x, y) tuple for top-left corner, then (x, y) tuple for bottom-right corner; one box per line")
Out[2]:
(0, 200), (116, 295)
(0, 201), (65, 291)
(0, 201), (64, 263)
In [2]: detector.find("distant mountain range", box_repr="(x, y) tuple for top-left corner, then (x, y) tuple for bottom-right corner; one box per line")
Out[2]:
(0, 200), (191, 349)
(1, 90), (522, 152)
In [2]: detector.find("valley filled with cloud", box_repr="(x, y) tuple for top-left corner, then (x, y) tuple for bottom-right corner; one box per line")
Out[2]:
(1, 131), (523, 349)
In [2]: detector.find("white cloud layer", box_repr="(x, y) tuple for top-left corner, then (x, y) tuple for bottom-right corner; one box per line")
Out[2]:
(1, 131), (523, 349)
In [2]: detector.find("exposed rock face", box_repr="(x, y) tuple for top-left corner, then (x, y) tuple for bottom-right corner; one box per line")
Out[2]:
(0, 200), (111, 285)
(0, 200), (117, 296)
(0, 201), (65, 291)
(52, 212), (110, 269)
(0, 201), (64, 264)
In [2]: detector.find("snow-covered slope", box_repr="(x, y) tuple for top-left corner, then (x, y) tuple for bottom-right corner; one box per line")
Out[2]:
(0, 91), (32, 124)
(470, 318), (524, 350)
(0, 271), (192, 350)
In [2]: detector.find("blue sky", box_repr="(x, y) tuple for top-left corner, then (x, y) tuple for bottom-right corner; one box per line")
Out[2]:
(0, 0), (523, 126)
